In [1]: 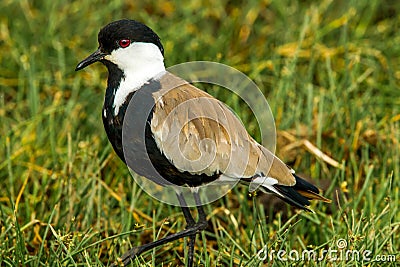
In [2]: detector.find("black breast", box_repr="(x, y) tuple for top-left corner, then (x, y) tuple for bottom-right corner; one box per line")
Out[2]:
(103, 77), (219, 187)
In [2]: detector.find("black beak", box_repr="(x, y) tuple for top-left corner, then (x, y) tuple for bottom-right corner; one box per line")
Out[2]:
(75, 48), (106, 71)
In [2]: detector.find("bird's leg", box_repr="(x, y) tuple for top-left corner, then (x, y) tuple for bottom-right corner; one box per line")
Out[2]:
(177, 191), (208, 267)
(186, 191), (208, 267)
(193, 190), (207, 224)
(177, 193), (196, 227)
(110, 192), (208, 267)
(177, 193), (196, 267)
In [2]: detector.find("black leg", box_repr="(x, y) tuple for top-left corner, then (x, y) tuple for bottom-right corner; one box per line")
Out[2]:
(177, 193), (196, 227)
(177, 193), (196, 267)
(186, 190), (208, 267)
(110, 191), (207, 267)
(193, 191), (207, 223)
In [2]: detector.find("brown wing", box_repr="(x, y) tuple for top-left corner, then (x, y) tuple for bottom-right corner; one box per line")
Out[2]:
(150, 72), (295, 186)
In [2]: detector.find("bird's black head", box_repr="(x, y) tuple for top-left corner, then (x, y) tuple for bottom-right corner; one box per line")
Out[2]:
(98, 19), (164, 56)
(75, 19), (164, 71)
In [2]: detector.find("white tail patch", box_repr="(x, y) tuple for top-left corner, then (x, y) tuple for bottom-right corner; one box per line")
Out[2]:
(250, 176), (285, 198)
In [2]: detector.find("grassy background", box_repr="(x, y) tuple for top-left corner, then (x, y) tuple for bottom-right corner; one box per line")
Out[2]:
(1, 0), (399, 266)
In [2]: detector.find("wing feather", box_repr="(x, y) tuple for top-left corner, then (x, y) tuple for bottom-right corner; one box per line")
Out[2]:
(150, 72), (295, 186)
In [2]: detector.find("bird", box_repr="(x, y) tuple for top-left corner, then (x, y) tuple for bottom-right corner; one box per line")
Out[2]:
(75, 19), (330, 267)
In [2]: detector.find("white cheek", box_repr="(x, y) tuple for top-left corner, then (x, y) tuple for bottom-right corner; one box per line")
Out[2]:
(104, 49), (130, 67)
(108, 42), (166, 115)
(106, 42), (163, 69)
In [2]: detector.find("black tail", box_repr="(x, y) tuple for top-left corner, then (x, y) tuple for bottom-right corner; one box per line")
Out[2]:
(272, 174), (330, 212)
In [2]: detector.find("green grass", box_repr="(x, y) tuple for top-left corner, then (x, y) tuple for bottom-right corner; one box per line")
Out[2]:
(1, 0), (399, 266)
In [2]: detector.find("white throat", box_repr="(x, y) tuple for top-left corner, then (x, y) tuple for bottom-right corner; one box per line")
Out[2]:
(105, 42), (166, 115)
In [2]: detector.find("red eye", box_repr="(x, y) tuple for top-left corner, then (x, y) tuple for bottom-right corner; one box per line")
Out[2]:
(118, 39), (131, 48)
